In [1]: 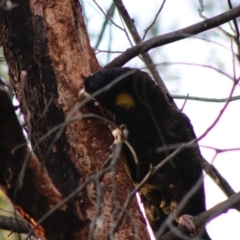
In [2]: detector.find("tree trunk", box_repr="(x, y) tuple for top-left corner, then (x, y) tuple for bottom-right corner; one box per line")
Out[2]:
(0, 0), (149, 239)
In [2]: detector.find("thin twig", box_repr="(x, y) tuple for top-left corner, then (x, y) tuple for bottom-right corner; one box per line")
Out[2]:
(0, 215), (32, 235)
(92, 0), (124, 31)
(202, 160), (236, 198)
(95, 49), (124, 54)
(26, 163), (111, 239)
(227, 0), (240, 40)
(196, 78), (239, 143)
(201, 145), (240, 153)
(198, 1), (233, 39)
(111, 136), (207, 237)
(94, 3), (115, 49)
(158, 61), (233, 80)
(113, 0), (164, 88)
(172, 94), (240, 102)
(142, 0), (166, 41)
(179, 93), (189, 111)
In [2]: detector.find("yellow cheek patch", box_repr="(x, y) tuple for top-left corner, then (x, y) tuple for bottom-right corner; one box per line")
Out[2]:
(115, 92), (136, 109)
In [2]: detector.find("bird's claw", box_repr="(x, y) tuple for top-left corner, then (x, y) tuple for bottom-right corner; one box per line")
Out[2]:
(179, 214), (196, 236)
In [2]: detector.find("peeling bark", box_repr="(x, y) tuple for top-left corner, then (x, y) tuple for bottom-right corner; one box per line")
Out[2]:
(0, 83), (83, 239)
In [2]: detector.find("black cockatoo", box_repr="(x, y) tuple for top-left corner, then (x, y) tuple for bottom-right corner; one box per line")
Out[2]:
(83, 68), (211, 239)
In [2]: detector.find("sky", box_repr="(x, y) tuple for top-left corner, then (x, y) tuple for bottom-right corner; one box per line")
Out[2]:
(84, 0), (240, 239)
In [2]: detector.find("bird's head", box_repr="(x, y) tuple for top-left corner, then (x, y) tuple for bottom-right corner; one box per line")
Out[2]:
(83, 68), (156, 114)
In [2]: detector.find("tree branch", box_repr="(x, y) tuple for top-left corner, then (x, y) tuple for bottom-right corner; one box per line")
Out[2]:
(113, 0), (164, 88)
(0, 215), (31, 235)
(94, 3), (115, 49)
(105, 5), (240, 68)
(172, 94), (240, 103)
(202, 159), (240, 210)
(159, 191), (240, 240)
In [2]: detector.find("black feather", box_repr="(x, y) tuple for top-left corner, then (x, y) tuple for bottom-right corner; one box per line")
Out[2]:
(84, 68), (211, 239)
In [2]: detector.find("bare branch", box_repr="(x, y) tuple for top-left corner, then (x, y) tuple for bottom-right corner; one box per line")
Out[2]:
(158, 61), (234, 80)
(179, 93), (189, 111)
(94, 3), (115, 49)
(172, 94), (240, 103)
(196, 77), (239, 142)
(92, 0), (124, 31)
(198, 0), (234, 39)
(142, 0), (166, 41)
(95, 49), (124, 54)
(227, 0), (240, 40)
(113, 0), (164, 88)
(159, 191), (240, 240)
(202, 160), (236, 197)
(0, 215), (31, 235)
(105, 5), (240, 68)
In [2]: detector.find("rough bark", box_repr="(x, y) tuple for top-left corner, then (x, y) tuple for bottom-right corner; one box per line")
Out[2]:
(0, 0), (149, 239)
(0, 84), (80, 239)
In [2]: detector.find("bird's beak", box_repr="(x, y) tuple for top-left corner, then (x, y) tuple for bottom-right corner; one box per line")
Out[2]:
(78, 88), (90, 101)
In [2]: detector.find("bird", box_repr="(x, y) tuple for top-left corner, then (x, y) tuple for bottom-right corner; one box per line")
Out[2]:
(83, 67), (211, 239)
